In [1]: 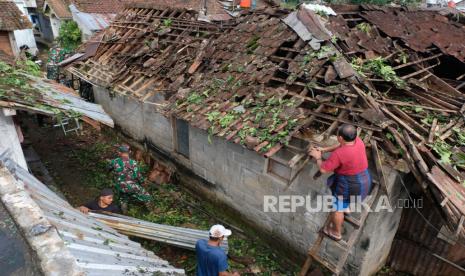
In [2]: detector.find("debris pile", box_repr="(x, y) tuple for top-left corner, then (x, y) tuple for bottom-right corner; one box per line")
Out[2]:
(69, 4), (465, 238)
(0, 60), (113, 127)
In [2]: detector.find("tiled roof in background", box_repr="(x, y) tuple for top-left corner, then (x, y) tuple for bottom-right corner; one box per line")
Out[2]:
(72, 0), (127, 14)
(45, 0), (72, 18)
(0, 1), (33, 31)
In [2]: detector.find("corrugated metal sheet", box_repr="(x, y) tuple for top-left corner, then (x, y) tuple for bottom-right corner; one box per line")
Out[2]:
(89, 212), (229, 253)
(23, 74), (114, 127)
(0, 112), (27, 169)
(387, 196), (465, 275)
(70, 4), (114, 32)
(0, 152), (185, 275)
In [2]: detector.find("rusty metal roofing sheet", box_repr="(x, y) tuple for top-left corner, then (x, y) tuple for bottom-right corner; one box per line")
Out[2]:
(361, 9), (465, 61)
(388, 197), (465, 275)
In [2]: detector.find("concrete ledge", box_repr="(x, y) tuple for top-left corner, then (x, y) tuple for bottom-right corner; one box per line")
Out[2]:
(0, 167), (84, 276)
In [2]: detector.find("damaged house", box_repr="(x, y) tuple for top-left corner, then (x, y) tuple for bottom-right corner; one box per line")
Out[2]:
(0, 58), (189, 274)
(0, 1), (34, 57)
(69, 3), (465, 275)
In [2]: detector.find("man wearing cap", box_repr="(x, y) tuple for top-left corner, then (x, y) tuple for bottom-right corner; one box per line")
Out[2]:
(308, 124), (372, 241)
(109, 144), (152, 206)
(195, 225), (239, 276)
(78, 188), (121, 214)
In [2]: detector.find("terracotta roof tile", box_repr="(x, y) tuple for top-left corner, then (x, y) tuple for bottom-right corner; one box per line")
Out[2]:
(129, 0), (230, 18)
(0, 1), (32, 31)
(71, 0), (127, 14)
(46, 0), (72, 18)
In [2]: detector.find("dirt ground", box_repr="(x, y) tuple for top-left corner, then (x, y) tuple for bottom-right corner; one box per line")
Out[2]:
(20, 115), (117, 206)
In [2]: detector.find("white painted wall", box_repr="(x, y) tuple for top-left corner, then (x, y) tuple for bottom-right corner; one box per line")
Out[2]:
(22, 0), (37, 8)
(0, 110), (27, 170)
(12, 0), (39, 55)
(50, 15), (61, 39)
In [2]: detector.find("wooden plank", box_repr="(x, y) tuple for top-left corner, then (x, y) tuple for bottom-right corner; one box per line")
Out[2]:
(351, 84), (380, 111)
(402, 130), (429, 176)
(401, 62), (439, 80)
(427, 71), (465, 98)
(381, 107), (425, 142)
(428, 118), (438, 144)
(305, 110), (382, 132)
(411, 90), (460, 110)
(427, 167), (465, 214)
(390, 106), (429, 135)
(455, 216), (464, 238)
(287, 92), (365, 112)
(387, 126), (424, 185)
(439, 119), (464, 141)
(392, 53), (442, 70)
(323, 99), (357, 138)
(371, 140), (391, 197)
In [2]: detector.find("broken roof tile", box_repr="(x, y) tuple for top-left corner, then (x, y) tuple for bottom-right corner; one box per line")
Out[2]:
(69, 4), (465, 232)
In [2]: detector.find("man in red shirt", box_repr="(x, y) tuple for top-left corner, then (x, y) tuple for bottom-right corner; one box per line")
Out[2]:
(309, 124), (372, 241)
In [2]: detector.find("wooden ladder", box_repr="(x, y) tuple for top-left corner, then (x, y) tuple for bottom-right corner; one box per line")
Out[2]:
(300, 182), (380, 276)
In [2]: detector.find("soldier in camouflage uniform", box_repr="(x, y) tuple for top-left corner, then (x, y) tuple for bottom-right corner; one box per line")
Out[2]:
(109, 145), (152, 206)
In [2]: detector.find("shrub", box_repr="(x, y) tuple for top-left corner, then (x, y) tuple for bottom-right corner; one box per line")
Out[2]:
(58, 21), (82, 51)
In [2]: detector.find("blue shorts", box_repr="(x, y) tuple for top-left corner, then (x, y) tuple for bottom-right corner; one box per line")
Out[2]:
(333, 196), (350, 211)
(327, 170), (372, 211)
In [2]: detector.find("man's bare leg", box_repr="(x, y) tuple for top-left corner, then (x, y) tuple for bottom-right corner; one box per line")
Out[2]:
(330, 211), (344, 238)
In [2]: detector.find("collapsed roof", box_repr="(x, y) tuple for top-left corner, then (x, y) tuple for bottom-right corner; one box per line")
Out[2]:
(69, 4), (465, 238)
(0, 61), (114, 127)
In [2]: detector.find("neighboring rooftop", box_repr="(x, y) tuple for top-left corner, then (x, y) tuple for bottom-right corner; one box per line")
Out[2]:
(45, 0), (72, 19)
(0, 0), (33, 31)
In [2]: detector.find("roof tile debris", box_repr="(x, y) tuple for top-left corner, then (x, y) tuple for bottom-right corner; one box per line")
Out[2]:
(0, 1), (33, 31)
(69, 4), (465, 238)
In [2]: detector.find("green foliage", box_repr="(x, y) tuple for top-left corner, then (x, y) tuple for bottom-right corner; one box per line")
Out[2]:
(219, 112), (237, 128)
(0, 60), (84, 124)
(58, 21), (82, 51)
(352, 57), (406, 88)
(455, 128), (465, 146)
(280, 0), (300, 9)
(302, 45), (334, 66)
(397, 51), (408, 64)
(246, 35), (260, 54)
(16, 59), (41, 76)
(73, 142), (113, 190)
(356, 22), (371, 34)
(125, 181), (298, 273)
(163, 19), (172, 27)
(186, 92), (203, 104)
(432, 140), (452, 164)
(331, 35), (339, 44)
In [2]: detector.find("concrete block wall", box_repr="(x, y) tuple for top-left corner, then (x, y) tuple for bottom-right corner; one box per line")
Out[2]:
(93, 88), (407, 275)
